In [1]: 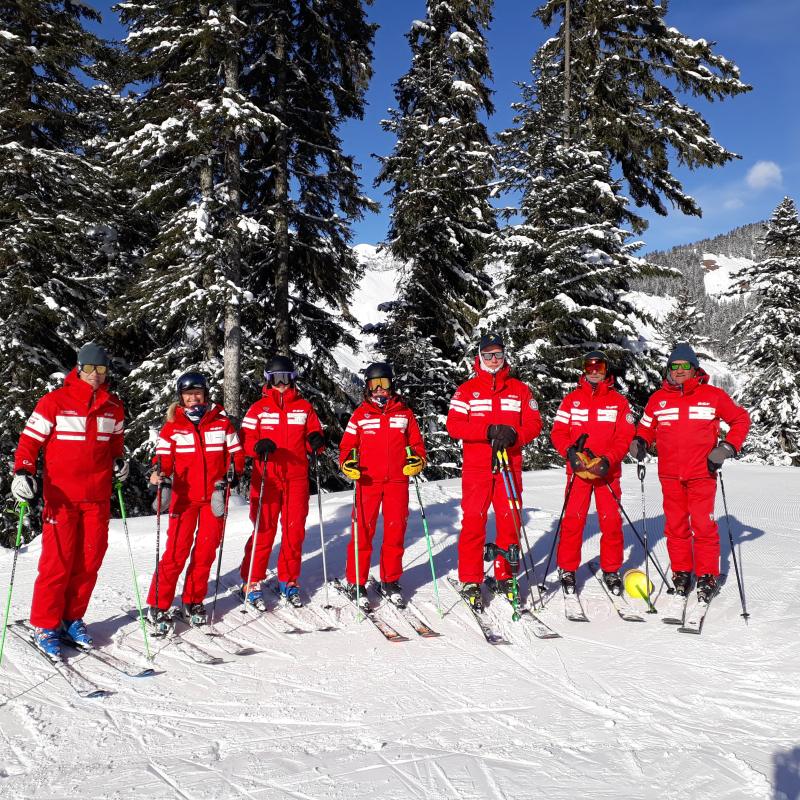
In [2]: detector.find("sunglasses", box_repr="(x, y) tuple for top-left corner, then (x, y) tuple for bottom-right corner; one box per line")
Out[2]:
(367, 377), (392, 391)
(80, 364), (108, 375)
(266, 371), (296, 385)
(669, 362), (693, 371)
(583, 360), (607, 374)
(481, 351), (505, 361)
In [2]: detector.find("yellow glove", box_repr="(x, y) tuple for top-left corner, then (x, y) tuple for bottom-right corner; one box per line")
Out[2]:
(342, 458), (361, 480)
(403, 453), (426, 476)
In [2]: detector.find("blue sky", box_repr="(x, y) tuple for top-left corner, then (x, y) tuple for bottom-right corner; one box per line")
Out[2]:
(89, 0), (799, 254)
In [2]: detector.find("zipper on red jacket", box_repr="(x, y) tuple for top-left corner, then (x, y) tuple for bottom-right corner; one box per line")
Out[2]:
(193, 414), (208, 501)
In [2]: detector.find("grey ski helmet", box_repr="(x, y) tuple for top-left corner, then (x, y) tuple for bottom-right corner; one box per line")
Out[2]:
(176, 372), (210, 402)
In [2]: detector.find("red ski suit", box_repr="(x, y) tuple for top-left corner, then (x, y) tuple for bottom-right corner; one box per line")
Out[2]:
(14, 369), (125, 629)
(338, 395), (425, 585)
(446, 359), (543, 582)
(550, 375), (636, 572)
(636, 370), (750, 576)
(148, 404), (245, 608)
(239, 386), (323, 584)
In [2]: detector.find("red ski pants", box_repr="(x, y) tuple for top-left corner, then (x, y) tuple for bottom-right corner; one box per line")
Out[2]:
(346, 480), (409, 585)
(661, 476), (719, 576)
(458, 470), (521, 583)
(557, 475), (624, 573)
(30, 499), (110, 629)
(147, 498), (224, 608)
(240, 478), (310, 584)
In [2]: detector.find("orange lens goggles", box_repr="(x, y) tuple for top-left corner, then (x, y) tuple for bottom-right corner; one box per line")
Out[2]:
(583, 359), (607, 374)
(367, 377), (392, 391)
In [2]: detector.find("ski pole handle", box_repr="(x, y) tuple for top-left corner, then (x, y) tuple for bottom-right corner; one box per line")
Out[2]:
(574, 433), (588, 453)
(637, 462), (646, 482)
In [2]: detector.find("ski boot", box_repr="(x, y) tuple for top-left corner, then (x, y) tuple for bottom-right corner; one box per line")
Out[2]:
(345, 582), (370, 611)
(280, 581), (303, 608)
(381, 580), (405, 609)
(60, 618), (93, 650)
(672, 571), (692, 597)
(460, 582), (483, 612)
(559, 569), (577, 595)
(244, 581), (267, 612)
(696, 574), (717, 604)
(496, 578), (515, 601)
(146, 606), (173, 636)
(33, 628), (62, 662)
(603, 571), (623, 596)
(180, 602), (208, 627)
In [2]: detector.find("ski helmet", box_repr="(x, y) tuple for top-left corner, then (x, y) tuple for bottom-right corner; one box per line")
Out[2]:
(176, 372), (210, 401)
(263, 355), (297, 386)
(364, 362), (394, 395)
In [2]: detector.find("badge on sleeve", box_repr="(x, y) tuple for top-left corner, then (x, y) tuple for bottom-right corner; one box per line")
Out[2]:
(529, 399), (538, 411)
(626, 413), (634, 424)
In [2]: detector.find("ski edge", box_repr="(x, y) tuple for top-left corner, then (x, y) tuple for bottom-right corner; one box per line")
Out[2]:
(367, 576), (440, 638)
(446, 577), (509, 646)
(331, 579), (409, 643)
(484, 576), (561, 639)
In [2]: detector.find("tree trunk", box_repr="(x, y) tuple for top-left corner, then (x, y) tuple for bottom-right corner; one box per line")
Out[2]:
(563, 0), (570, 142)
(201, 157), (217, 363)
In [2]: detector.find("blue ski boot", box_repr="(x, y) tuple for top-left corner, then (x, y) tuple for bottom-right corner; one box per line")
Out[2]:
(34, 628), (62, 662)
(61, 618), (93, 650)
(243, 581), (266, 612)
(280, 581), (303, 608)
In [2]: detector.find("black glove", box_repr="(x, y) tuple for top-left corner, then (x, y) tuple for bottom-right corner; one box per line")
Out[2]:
(254, 438), (277, 458)
(565, 446), (584, 473)
(629, 436), (648, 461)
(307, 431), (324, 452)
(487, 424), (517, 450)
(708, 441), (736, 474)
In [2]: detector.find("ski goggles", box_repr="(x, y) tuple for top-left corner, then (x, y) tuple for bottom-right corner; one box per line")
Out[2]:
(367, 377), (392, 391)
(480, 350), (505, 361)
(265, 370), (296, 385)
(668, 362), (694, 371)
(583, 359), (607, 374)
(79, 364), (108, 375)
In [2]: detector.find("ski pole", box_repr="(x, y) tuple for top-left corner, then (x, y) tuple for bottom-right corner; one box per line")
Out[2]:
(115, 483), (151, 660)
(210, 456), (235, 629)
(719, 471), (749, 619)
(406, 446), (441, 618)
(312, 452), (331, 609)
(154, 456), (163, 613)
(0, 501), (28, 667)
(241, 454), (268, 613)
(499, 449), (545, 611)
(349, 448), (363, 621)
(638, 462), (657, 613)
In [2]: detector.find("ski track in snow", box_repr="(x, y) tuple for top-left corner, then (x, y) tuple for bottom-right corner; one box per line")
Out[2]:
(0, 463), (797, 798)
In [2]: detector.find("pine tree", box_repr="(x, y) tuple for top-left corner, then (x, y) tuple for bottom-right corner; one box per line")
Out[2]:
(655, 287), (714, 358)
(534, 0), (752, 218)
(375, 0), (497, 476)
(0, 0), (119, 494)
(731, 197), (800, 465)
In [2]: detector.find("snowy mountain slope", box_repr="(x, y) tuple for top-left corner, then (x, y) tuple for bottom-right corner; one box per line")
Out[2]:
(0, 463), (797, 798)
(701, 252), (753, 298)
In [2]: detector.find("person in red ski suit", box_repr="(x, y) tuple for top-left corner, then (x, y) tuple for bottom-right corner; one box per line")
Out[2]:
(631, 344), (751, 599)
(446, 333), (543, 606)
(238, 356), (324, 608)
(12, 343), (127, 657)
(147, 372), (244, 627)
(550, 351), (635, 595)
(338, 362), (426, 606)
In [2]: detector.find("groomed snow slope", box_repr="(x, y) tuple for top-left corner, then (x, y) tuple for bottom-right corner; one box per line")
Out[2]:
(0, 462), (797, 799)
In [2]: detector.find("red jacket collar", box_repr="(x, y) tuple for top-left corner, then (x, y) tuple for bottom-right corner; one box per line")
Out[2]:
(262, 385), (299, 406)
(63, 367), (111, 407)
(472, 356), (510, 392)
(578, 374), (613, 398)
(362, 393), (405, 415)
(661, 368), (709, 395)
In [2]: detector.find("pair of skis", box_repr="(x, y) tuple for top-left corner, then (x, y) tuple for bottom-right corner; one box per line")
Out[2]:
(661, 574), (727, 633)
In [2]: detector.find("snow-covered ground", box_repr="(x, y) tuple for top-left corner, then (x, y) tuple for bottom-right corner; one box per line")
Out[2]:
(0, 462), (797, 799)
(701, 253), (752, 298)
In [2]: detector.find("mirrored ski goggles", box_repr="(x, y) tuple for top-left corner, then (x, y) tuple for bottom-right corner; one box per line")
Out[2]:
(583, 359), (607, 374)
(367, 377), (392, 391)
(668, 362), (694, 371)
(265, 371), (296, 385)
(79, 364), (108, 375)
(480, 350), (505, 361)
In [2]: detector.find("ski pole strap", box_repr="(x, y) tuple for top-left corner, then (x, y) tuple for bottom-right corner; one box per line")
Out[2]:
(637, 462), (646, 481)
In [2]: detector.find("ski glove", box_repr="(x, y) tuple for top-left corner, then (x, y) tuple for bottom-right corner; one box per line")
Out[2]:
(151, 477), (172, 514)
(307, 431), (325, 452)
(565, 446), (584, 474)
(569, 450), (609, 481)
(629, 436), (648, 461)
(403, 452), (426, 477)
(341, 458), (361, 481)
(211, 480), (228, 518)
(11, 469), (37, 502)
(113, 458), (129, 482)
(584, 455), (610, 478)
(487, 424), (517, 450)
(253, 438), (277, 458)
(708, 441), (736, 474)
(225, 467), (240, 489)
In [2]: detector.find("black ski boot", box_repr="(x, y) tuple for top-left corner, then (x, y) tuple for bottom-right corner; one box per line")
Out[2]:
(180, 602), (208, 627)
(696, 574), (717, 603)
(381, 580), (405, 609)
(559, 569), (577, 595)
(672, 571), (692, 597)
(603, 571), (623, 596)
(496, 578), (515, 600)
(461, 582), (483, 612)
(146, 606), (173, 637)
(345, 582), (370, 611)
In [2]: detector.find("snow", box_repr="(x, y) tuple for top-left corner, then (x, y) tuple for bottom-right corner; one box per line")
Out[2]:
(0, 463), (797, 797)
(700, 253), (753, 298)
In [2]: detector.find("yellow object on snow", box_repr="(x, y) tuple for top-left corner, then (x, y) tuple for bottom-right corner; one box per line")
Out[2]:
(623, 569), (653, 600)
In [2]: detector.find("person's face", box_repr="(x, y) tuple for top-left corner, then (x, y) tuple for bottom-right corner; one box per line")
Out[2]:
(268, 380), (290, 394)
(583, 358), (606, 385)
(181, 388), (206, 407)
(78, 364), (107, 390)
(669, 361), (697, 385)
(480, 345), (504, 369)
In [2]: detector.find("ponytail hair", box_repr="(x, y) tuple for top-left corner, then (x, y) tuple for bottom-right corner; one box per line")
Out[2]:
(166, 401), (180, 423)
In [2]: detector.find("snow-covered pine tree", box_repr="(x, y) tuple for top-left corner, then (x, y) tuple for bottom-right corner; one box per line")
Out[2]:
(731, 197), (800, 465)
(0, 0), (119, 497)
(534, 0), (752, 218)
(495, 50), (666, 468)
(655, 288), (714, 358)
(375, 0), (497, 476)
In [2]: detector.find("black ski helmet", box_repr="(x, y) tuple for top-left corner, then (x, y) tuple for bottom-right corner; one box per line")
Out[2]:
(264, 355), (296, 375)
(364, 362), (393, 382)
(176, 372), (210, 402)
